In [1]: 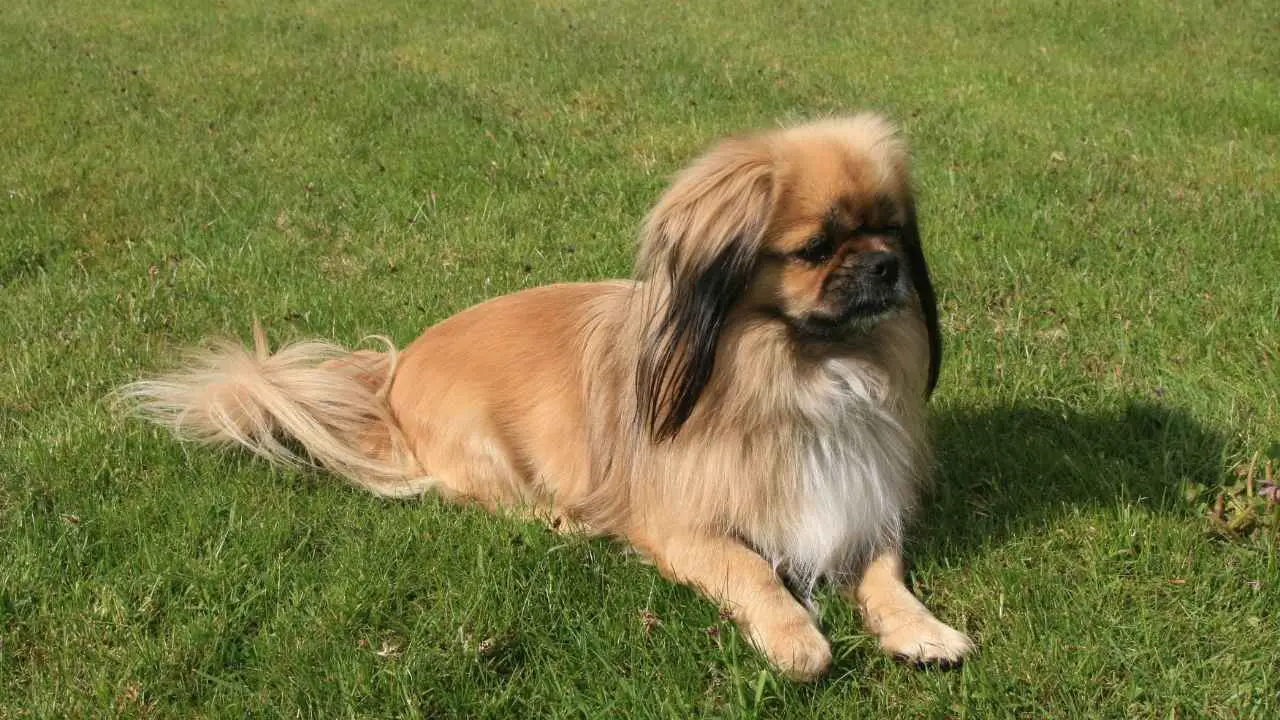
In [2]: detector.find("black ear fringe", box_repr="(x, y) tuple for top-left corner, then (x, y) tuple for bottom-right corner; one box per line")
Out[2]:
(902, 204), (941, 398)
(636, 241), (755, 441)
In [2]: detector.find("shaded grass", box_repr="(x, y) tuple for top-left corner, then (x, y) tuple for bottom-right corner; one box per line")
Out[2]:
(2, 0), (1278, 716)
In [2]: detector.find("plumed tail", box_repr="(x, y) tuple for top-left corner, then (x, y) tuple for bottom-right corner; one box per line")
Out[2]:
(116, 324), (431, 498)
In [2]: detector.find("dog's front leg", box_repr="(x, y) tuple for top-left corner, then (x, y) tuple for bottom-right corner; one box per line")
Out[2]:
(645, 532), (832, 681)
(844, 548), (973, 665)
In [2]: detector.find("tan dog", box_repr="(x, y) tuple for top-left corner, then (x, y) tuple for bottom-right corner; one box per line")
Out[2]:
(122, 114), (973, 680)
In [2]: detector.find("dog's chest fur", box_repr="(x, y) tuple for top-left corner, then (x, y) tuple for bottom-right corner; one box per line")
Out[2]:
(749, 360), (919, 593)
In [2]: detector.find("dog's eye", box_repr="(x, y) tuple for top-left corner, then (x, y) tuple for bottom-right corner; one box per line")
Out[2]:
(794, 235), (837, 264)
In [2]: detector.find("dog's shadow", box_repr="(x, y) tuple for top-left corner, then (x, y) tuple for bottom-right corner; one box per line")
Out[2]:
(908, 399), (1226, 561)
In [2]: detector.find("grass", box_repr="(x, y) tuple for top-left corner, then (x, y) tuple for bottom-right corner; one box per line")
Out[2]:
(2, 0), (1278, 716)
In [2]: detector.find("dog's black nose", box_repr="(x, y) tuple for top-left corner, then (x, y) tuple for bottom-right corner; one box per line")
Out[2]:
(862, 252), (899, 285)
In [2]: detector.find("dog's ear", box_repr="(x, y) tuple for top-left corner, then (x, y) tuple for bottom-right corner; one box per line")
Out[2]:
(901, 201), (941, 398)
(635, 137), (776, 441)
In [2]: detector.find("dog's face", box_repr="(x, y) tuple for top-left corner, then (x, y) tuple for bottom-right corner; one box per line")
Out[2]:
(635, 115), (940, 440)
(751, 131), (916, 339)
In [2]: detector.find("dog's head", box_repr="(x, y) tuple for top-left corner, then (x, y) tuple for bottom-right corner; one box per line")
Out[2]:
(635, 114), (940, 440)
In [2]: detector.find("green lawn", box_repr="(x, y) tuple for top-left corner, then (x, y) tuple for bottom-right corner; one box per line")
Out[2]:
(2, 0), (1278, 716)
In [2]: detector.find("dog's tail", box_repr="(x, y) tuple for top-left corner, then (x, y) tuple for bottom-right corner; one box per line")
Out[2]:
(116, 324), (431, 498)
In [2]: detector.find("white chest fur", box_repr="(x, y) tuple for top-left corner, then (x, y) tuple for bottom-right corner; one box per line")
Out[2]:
(752, 360), (919, 595)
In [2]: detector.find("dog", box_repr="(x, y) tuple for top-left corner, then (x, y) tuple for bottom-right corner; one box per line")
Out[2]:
(120, 114), (973, 681)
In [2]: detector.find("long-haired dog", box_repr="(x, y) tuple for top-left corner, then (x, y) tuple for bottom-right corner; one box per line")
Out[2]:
(121, 114), (973, 680)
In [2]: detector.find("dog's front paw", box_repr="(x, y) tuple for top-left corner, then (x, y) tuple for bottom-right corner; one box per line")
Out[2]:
(877, 614), (973, 666)
(748, 616), (833, 682)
